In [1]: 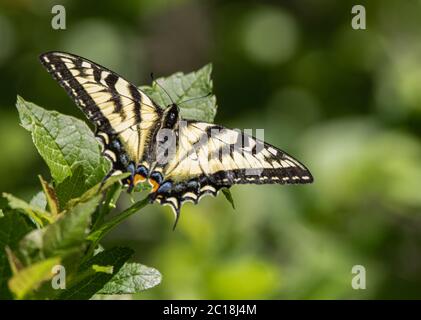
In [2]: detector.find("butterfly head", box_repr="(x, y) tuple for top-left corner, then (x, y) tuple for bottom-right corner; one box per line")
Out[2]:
(162, 103), (179, 129)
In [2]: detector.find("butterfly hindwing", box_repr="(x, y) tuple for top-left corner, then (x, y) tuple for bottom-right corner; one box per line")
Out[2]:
(39, 51), (162, 174)
(150, 121), (313, 216)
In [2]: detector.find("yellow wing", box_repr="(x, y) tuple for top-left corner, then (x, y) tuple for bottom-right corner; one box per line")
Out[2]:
(161, 121), (313, 185)
(148, 121), (313, 220)
(39, 51), (161, 171)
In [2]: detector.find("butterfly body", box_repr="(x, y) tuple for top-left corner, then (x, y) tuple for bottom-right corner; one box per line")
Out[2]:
(39, 51), (313, 226)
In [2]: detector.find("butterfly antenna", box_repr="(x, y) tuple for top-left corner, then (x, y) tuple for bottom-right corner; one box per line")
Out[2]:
(150, 72), (174, 105)
(178, 92), (211, 106)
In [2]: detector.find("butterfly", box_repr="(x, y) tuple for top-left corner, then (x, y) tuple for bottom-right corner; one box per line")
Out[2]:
(39, 51), (313, 227)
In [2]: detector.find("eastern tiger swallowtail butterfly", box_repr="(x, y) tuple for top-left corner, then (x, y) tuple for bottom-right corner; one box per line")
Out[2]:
(39, 51), (313, 227)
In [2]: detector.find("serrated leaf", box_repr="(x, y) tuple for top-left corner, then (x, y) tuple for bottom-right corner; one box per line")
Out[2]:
(140, 64), (217, 122)
(19, 196), (101, 264)
(16, 96), (109, 193)
(0, 213), (34, 299)
(59, 247), (133, 300)
(98, 262), (161, 295)
(2, 193), (53, 227)
(8, 257), (60, 300)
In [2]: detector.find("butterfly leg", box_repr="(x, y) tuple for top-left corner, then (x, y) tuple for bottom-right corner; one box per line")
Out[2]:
(126, 162), (136, 193)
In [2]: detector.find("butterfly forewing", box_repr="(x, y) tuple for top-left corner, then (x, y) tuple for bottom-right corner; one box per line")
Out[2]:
(39, 51), (161, 169)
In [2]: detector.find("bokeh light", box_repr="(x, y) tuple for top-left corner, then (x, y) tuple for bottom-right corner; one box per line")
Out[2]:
(0, 14), (15, 65)
(242, 6), (298, 65)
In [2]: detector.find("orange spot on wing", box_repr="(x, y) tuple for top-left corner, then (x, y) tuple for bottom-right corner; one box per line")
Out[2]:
(148, 178), (160, 193)
(133, 174), (146, 186)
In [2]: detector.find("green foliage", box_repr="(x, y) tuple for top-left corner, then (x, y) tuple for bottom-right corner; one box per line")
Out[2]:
(19, 195), (101, 264)
(16, 96), (110, 200)
(58, 247), (134, 300)
(8, 257), (61, 300)
(0, 63), (224, 299)
(99, 262), (162, 295)
(141, 64), (217, 122)
(0, 213), (33, 299)
(2, 192), (52, 227)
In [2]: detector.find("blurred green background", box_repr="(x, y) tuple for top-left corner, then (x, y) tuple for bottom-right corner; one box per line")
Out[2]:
(1, 0), (421, 299)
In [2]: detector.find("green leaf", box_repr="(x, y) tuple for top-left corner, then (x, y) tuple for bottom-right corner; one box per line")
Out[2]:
(5, 246), (23, 275)
(2, 193), (53, 226)
(16, 96), (109, 197)
(222, 188), (236, 210)
(65, 172), (129, 210)
(29, 191), (47, 211)
(43, 195), (101, 257)
(92, 264), (114, 274)
(39, 176), (59, 217)
(8, 257), (60, 300)
(87, 196), (149, 245)
(140, 64), (217, 122)
(101, 182), (122, 214)
(0, 213), (33, 252)
(91, 181), (122, 230)
(59, 247), (133, 300)
(55, 165), (88, 207)
(19, 195), (101, 264)
(0, 197), (7, 211)
(98, 262), (161, 295)
(0, 213), (34, 299)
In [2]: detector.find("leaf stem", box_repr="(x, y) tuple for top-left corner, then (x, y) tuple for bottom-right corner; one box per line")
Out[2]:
(92, 183), (121, 231)
(85, 196), (150, 260)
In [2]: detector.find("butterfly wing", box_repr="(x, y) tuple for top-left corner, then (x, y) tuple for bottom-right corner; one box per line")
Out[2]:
(39, 51), (161, 175)
(151, 121), (313, 220)
(40, 51), (313, 228)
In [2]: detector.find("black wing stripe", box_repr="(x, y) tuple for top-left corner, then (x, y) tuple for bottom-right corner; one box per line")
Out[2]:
(104, 73), (124, 116)
(40, 53), (115, 134)
(92, 64), (102, 83)
(128, 84), (142, 124)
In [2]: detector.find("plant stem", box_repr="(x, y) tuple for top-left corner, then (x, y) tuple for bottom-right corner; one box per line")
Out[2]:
(92, 183), (121, 231)
(84, 196), (150, 261)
